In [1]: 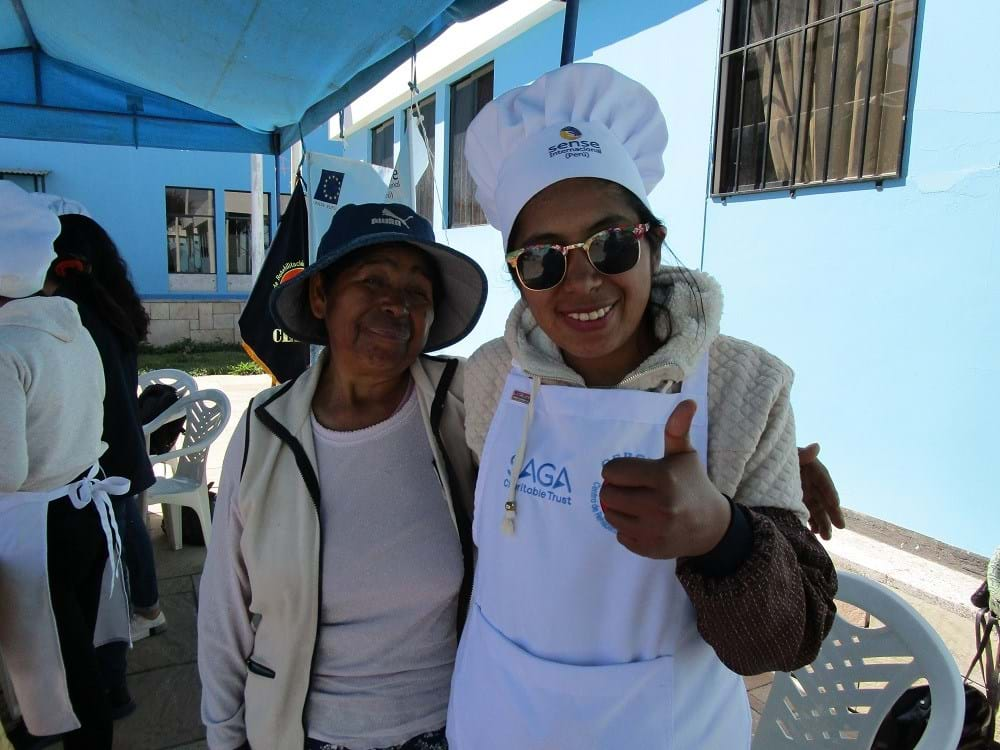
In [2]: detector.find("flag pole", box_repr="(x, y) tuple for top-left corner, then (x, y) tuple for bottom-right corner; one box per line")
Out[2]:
(560, 0), (580, 66)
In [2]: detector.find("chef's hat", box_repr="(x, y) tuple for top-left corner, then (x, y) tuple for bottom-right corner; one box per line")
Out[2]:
(464, 63), (668, 248)
(0, 181), (60, 299)
(33, 192), (92, 218)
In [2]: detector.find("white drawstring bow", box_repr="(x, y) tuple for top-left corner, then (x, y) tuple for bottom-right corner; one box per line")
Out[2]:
(67, 464), (130, 597)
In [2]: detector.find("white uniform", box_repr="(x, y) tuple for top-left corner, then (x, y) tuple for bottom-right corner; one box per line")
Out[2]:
(0, 296), (126, 736)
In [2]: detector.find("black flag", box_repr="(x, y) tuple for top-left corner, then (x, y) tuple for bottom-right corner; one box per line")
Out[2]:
(239, 179), (310, 383)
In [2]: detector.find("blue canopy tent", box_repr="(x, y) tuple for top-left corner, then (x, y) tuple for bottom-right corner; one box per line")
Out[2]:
(0, 0), (527, 230)
(0, 0), (580, 226)
(0, 0), (521, 154)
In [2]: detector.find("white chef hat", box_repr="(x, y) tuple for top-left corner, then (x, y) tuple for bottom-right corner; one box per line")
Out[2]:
(0, 181), (61, 299)
(32, 192), (92, 218)
(464, 62), (668, 248)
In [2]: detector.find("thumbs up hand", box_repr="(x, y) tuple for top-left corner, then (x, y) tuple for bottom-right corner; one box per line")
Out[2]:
(599, 399), (732, 560)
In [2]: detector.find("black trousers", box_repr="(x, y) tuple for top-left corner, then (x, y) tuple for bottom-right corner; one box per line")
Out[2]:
(46, 497), (112, 750)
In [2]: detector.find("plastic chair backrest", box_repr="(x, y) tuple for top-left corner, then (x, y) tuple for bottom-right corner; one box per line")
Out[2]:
(752, 571), (964, 749)
(167, 389), (230, 483)
(138, 368), (199, 399)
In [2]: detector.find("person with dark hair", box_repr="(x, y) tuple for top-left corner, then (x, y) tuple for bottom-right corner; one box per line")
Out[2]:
(44, 209), (162, 719)
(447, 63), (838, 748)
(0, 181), (122, 750)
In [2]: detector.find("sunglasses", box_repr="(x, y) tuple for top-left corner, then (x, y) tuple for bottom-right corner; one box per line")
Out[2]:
(506, 223), (651, 291)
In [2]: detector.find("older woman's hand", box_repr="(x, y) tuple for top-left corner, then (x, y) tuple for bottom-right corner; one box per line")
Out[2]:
(798, 443), (844, 540)
(599, 400), (731, 560)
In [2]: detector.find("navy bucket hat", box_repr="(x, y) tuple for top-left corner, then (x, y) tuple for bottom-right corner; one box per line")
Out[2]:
(270, 203), (487, 351)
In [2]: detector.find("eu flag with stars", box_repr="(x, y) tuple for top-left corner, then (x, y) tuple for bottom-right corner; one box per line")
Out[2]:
(314, 169), (345, 205)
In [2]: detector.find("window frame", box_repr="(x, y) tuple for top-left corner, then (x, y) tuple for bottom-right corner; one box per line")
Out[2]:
(223, 190), (274, 276)
(448, 62), (494, 228)
(371, 116), (396, 169)
(165, 186), (217, 275)
(711, 0), (919, 198)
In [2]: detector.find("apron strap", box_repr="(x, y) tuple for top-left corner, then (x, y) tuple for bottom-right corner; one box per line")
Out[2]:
(679, 354), (709, 397)
(503, 372), (540, 536)
(65, 464), (130, 598)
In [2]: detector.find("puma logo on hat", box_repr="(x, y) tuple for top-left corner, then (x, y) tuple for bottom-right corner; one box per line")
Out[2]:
(371, 207), (414, 229)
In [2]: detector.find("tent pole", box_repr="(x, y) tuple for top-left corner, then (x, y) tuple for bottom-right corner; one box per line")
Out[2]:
(560, 0), (580, 66)
(251, 154), (265, 284)
(270, 152), (280, 237)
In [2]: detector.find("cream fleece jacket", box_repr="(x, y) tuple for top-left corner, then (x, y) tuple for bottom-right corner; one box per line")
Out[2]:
(463, 266), (808, 522)
(0, 296), (106, 493)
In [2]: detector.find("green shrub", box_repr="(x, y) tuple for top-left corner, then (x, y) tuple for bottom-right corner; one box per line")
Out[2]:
(138, 340), (264, 376)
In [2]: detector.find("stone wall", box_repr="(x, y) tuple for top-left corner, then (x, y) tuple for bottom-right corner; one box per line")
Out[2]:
(144, 299), (247, 346)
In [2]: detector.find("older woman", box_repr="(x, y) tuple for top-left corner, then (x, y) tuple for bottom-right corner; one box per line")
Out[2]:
(197, 202), (486, 750)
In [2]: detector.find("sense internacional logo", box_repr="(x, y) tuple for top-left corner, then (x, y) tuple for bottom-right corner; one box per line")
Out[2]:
(549, 125), (602, 160)
(591, 451), (649, 531)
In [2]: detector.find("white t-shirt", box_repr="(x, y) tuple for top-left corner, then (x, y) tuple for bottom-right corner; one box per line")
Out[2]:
(305, 387), (463, 748)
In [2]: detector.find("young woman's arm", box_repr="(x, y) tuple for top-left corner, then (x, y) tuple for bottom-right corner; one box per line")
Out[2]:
(197, 414), (255, 750)
(677, 504), (837, 674)
(677, 367), (838, 676)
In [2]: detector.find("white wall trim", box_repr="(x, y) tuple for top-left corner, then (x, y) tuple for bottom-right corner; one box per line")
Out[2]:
(332, 0), (564, 139)
(168, 273), (216, 292)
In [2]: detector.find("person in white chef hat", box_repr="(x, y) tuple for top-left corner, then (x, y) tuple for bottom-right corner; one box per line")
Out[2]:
(447, 63), (838, 748)
(0, 181), (126, 750)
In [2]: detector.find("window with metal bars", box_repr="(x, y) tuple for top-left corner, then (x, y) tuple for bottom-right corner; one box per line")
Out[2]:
(712, 0), (917, 196)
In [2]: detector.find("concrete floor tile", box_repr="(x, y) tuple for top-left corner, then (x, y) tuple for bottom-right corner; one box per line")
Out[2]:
(748, 683), (772, 715)
(113, 663), (204, 750)
(158, 576), (194, 596)
(152, 532), (207, 579)
(127, 592), (197, 675)
(743, 672), (774, 691)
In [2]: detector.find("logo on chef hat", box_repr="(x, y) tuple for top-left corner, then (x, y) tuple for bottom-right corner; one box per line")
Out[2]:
(548, 125), (602, 160)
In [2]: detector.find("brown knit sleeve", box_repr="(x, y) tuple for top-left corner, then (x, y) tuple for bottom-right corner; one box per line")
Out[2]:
(676, 505), (838, 675)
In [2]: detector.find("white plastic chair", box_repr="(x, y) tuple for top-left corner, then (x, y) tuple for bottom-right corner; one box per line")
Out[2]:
(138, 368), (200, 476)
(140, 388), (230, 551)
(753, 571), (964, 749)
(138, 367), (199, 398)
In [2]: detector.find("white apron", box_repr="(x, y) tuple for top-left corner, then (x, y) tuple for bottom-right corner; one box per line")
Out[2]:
(447, 359), (750, 749)
(0, 465), (128, 736)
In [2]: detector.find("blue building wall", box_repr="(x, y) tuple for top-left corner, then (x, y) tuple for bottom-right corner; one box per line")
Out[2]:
(0, 130), (340, 299)
(701, 0), (1000, 558)
(343, 0), (998, 555)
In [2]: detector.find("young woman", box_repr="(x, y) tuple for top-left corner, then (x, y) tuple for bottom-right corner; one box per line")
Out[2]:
(47, 211), (162, 719)
(447, 63), (838, 748)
